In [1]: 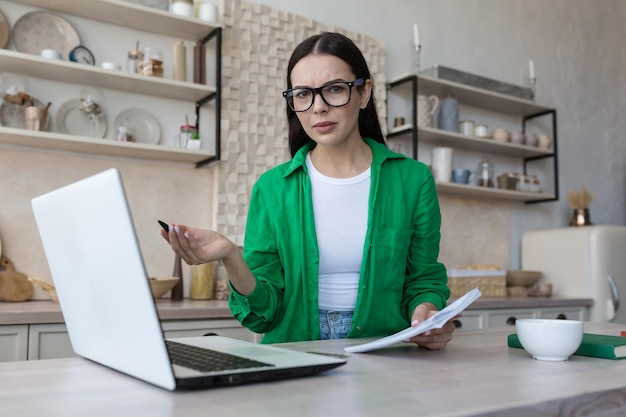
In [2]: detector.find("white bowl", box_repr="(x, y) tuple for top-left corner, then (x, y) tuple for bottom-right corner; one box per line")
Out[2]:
(516, 319), (583, 361)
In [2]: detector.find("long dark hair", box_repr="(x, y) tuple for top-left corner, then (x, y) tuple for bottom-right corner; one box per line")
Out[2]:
(285, 32), (385, 157)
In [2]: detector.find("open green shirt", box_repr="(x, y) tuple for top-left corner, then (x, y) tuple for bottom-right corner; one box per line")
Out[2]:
(229, 138), (449, 343)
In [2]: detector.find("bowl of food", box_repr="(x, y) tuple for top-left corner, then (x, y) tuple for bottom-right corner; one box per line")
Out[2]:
(149, 276), (180, 299)
(506, 270), (542, 287)
(516, 319), (583, 361)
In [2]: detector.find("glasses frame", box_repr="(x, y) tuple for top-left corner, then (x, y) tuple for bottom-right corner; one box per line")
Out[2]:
(282, 78), (365, 112)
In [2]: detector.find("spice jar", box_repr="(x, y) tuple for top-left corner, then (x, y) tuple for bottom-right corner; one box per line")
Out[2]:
(140, 47), (163, 77)
(126, 47), (143, 74)
(177, 124), (196, 148)
(476, 155), (494, 187)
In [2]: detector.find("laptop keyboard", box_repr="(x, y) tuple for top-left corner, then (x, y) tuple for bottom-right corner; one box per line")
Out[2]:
(165, 340), (274, 372)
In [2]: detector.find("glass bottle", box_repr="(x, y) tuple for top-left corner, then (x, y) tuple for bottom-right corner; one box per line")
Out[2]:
(126, 46), (143, 74)
(477, 156), (494, 187)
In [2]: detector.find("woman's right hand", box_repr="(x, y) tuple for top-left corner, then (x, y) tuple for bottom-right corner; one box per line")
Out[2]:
(160, 223), (238, 265)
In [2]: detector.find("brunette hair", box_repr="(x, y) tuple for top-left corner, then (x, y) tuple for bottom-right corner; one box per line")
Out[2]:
(285, 32), (385, 157)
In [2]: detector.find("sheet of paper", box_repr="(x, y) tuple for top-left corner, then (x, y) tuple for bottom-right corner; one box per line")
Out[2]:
(344, 288), (482, 353)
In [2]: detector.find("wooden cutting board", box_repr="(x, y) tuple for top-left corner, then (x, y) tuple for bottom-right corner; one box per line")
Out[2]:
(0, 255), (33, 302)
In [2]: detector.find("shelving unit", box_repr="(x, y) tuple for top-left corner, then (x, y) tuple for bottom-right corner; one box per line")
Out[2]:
(0, 0), (222, 168)
(386, 73), (558, 203)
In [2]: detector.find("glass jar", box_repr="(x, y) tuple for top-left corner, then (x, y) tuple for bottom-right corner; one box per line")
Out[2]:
(140, 47), (163, 77)
(177, 124), (196, 148)
(477, 155), (494, 187)
(126, 48), (143, 74)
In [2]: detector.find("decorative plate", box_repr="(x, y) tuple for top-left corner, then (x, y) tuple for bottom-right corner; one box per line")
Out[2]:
(0, 97), (49, 130)
(113, 108), (161, 144)
(12, 11), (80, 59)
(56, 99), (107, 138)
(0, 8), (9, 49)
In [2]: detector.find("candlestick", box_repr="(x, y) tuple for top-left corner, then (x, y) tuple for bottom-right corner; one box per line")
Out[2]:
(413, 23), (421, 73)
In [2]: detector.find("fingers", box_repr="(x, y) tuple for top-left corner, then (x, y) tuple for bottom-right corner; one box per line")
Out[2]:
(407, 319), (456, 350)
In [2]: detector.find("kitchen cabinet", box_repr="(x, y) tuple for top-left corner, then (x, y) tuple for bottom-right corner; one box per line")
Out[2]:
(386, 73), (558, 203)
(0, 325), (28, 361)
(0, 318), (258, 362)
(0, 0), (221, 168)
(453, 305), (588, 331)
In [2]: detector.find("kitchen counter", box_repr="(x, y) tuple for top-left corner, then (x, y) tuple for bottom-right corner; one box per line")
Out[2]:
(0, 297), (593, 325)
(1, 322), (626, 417)
(0, 299), (235, 325)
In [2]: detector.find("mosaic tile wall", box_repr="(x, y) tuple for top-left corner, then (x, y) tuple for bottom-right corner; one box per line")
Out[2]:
(218, 0), (387, 245)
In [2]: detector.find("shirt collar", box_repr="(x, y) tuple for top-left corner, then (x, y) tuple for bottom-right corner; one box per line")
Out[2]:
(283, 138), (405, 178)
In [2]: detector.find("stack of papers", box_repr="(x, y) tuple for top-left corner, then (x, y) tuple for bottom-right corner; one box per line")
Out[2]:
(344, 288), (482, 353)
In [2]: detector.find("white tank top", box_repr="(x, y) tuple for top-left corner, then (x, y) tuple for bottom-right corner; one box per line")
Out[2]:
(306, 152), (370, 311)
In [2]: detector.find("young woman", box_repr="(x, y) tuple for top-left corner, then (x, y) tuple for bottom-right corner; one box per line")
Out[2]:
(161, 32), (455, 349)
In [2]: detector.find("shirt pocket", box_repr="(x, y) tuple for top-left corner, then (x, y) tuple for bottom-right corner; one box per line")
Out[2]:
(373, 227), (412, 293)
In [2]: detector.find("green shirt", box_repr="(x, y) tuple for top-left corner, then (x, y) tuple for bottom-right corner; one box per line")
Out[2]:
(229, 138), (449, 343)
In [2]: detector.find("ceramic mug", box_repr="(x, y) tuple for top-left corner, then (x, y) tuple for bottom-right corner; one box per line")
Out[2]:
(459, 120), (475, 136)
(525, 132), (538, 147)
(492, 128), (510, 143)
(40, 49), (62, 60)
(452, 168), (473, 185)
(417, 94), (439, 128)
(510, 131), (524, 145)
(431, 147), (453, 182)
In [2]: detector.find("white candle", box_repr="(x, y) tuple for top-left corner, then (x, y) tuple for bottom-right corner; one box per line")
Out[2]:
(529, 60), (535, 79)
(413, 23), (420, 48)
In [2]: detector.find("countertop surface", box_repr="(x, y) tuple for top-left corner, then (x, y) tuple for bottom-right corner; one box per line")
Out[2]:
(0, 322), (625, 417)
(0, 297), (594, 325)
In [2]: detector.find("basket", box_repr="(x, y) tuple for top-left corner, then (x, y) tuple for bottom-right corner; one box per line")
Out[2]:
(447, 269), (507, 298)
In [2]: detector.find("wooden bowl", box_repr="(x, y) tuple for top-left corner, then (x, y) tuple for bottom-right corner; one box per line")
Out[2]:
(28, 276), (59, 303)
(506, 270), (542, 287)
(149, 277), (180, 299)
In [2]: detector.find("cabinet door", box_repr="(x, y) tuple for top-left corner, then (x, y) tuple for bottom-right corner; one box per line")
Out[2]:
(0, 325), (28, 362)
(488, 310), (537, 327)
(452, 311), (485, 331)
(539, 308), (587, 321)
(161, 319), (258, 342)
(28, 324), (75, 360)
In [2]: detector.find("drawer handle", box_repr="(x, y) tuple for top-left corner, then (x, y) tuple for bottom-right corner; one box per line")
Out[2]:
(506, 317), (517, 325)
(556, 314), (567, 320)
(452, 319), (462, 328)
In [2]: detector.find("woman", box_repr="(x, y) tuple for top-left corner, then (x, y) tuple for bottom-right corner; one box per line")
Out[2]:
(162, 32), (455, 349)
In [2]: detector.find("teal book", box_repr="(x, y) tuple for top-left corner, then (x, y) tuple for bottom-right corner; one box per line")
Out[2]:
(508, 333), (626, 360)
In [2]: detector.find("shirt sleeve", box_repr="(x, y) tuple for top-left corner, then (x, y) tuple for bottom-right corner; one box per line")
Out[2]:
(402, 165), (450, 318)
(228, 179), (286, 335)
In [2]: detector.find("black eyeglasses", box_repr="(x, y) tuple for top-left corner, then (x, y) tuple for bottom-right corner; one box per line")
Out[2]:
(282, 78), (365, 112)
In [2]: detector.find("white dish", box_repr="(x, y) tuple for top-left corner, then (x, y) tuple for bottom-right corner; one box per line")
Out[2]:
(12, 11), (80, 60)
(0, 8), (9, 49)
(0, 97), (49, 130)
(113, 109), (161, 145)
(56, 99), (107, 138)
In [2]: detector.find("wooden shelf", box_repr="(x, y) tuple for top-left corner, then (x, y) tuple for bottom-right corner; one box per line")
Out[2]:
(389, 73), (554, 117)
(9, 0), (219, 40)
(0, 50), (215, 102)
(389, 126), (554, 158)
(436, 182), (553, 202)
(0, 126), (215, 164)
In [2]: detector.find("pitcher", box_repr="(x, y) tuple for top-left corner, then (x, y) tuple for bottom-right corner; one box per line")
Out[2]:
(417, 94), (439, 128)
(437, 95), (459, 132)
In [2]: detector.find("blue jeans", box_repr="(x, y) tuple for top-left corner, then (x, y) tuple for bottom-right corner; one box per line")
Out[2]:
(319, 310), (353, 340)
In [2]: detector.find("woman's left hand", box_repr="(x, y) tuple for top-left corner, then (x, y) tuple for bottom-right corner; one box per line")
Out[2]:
(406, 303), (458, 350)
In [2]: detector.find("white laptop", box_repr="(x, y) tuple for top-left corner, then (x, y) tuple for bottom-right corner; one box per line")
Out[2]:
(31, 168), (346, 391)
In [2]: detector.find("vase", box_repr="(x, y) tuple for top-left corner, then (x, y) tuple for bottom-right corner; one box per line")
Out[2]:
(570, 208), (592, 226)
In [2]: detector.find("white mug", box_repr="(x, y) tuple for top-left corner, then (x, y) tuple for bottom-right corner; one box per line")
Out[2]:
(198, 2), (218, 22)
(431, 147), (453, 182)
(40, 49), (62, 60)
